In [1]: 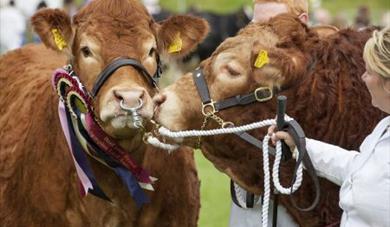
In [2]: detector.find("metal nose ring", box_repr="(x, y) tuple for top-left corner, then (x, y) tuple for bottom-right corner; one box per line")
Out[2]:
(120, 99), (143, 112)
(119, 99), (144, 129)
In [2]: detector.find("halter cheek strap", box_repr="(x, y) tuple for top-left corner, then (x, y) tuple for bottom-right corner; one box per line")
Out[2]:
(192, 68), (273, 115)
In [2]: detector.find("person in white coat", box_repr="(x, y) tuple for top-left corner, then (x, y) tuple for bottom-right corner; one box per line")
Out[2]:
(269, 26), (390, 227)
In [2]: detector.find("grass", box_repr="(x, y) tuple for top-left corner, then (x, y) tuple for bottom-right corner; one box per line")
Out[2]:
(194, 150), (231, 227)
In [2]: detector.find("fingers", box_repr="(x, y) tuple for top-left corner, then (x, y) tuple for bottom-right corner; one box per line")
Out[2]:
(275, 131), (296, 150)
(272, 131), (289, 143)
(267, 124), (297, 149)
(267, 125), (276, 135)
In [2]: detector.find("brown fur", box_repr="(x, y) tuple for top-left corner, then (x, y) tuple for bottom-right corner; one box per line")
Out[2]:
(0, 0), (209, 226)
(156, 14), (385, 226)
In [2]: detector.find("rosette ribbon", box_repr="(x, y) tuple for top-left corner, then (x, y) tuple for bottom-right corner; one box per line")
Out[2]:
(52, 67), (155, 207)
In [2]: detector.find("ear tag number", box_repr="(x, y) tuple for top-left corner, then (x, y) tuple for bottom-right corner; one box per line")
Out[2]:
(254, 50), (269, 68)
(51, 28), (67, 50)
(168, 33), (182, 53)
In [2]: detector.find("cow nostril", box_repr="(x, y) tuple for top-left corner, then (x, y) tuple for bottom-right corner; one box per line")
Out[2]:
(153, 94), (167, 106)
(112, 89), (145, 108)
(113, 90), (123, 101)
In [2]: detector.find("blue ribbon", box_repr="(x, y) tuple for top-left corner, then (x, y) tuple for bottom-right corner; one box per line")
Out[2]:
(114, 167), (150, 207)
(65, 107), (111, 201)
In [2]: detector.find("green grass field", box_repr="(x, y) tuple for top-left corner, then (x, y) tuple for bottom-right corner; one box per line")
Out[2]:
(194, 150), (231, 227)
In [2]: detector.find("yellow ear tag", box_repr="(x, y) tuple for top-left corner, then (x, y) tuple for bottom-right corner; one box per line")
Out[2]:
(254, 50), (269, 68)
(51, 28), (67, 50)
(168, 33), (182, 53)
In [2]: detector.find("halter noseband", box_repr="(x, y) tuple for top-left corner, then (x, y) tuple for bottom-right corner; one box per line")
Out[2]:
(91, 57), (161, 98)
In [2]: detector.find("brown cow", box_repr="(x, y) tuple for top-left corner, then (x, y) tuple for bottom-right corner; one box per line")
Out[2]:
(0, 0), (208, 226)
(153, 14), (385, 226)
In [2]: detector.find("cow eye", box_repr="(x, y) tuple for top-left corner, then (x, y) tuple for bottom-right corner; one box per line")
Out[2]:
(81, 46), (92, 58)
(225, 64), (241, 76)
(148, 48), (156, 57)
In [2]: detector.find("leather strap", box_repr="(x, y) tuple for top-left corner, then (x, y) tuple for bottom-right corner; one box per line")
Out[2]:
(192, 69), (273, 111)
(282, 120), (321, 212)
(192, 68), (212, 103)
(230, 180), (243, 208)
(92, 58), (159, 97)
(215, 89), (272, 111)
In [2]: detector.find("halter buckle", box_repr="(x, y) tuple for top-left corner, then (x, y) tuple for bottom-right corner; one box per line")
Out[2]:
(202, 100), (217, 116)
(254, 87), (273, 102)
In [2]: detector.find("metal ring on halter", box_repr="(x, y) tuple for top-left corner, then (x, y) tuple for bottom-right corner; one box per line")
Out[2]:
(120, 99), (143, 112)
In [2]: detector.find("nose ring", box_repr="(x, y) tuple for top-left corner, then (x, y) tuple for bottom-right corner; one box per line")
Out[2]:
(120, 99), (143, 112)
(119, 99), (144, 129)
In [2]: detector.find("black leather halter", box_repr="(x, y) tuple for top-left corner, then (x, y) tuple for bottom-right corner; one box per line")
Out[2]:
(193, 68), (273, 114)
(192, 68), (320, 216)
(91, 57), (161, 98)
(192, 68), (275, 151)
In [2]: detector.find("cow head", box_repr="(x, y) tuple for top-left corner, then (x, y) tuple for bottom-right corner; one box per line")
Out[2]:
(154, 14), (313, 192)
(32, 0), (208, 140)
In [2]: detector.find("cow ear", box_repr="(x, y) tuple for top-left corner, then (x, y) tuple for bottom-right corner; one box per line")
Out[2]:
(156, 15), (209, 58)
(31, 9), (73, 54)
(250, 44), (305, 88)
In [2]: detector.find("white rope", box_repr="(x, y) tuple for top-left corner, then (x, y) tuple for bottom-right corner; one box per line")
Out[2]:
(262, 135), (303, 227)
(261, 135), (272, 227)
(272, 142), (303, 194)
(158, 116), (293, 138)
(145, 135), (179, 153)
(154, 116), (303, 227)
(159, 119), (276, 138)
(234, 183), (247, 208)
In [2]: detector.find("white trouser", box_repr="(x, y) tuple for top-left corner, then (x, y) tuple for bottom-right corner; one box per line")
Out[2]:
(229, 200), (298, 227)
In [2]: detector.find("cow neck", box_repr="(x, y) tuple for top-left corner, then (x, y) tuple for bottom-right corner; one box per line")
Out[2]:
(116, 134), (147, 164)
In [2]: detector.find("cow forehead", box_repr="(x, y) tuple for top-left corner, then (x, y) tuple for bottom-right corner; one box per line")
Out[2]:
(73, 0), (156, 44)
(74, 18), (156, 59)
(214, 24), (278, 56)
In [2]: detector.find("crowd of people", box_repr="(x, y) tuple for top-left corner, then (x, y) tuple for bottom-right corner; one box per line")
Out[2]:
(0, 0), (389, 54)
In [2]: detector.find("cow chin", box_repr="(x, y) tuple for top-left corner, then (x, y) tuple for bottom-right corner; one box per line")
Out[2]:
(104, 116), (140, 138)
(99, 102), (153, 139)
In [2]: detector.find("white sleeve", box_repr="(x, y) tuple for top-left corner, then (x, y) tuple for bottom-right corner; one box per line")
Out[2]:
(305, 138), (359, 186)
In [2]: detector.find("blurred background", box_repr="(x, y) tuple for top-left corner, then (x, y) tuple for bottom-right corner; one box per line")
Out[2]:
(1, 0), (389, 54)
(0, 0), (388, 226)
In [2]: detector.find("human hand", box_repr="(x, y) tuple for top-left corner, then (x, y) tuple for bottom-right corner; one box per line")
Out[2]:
(267, 125), (297, 152)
